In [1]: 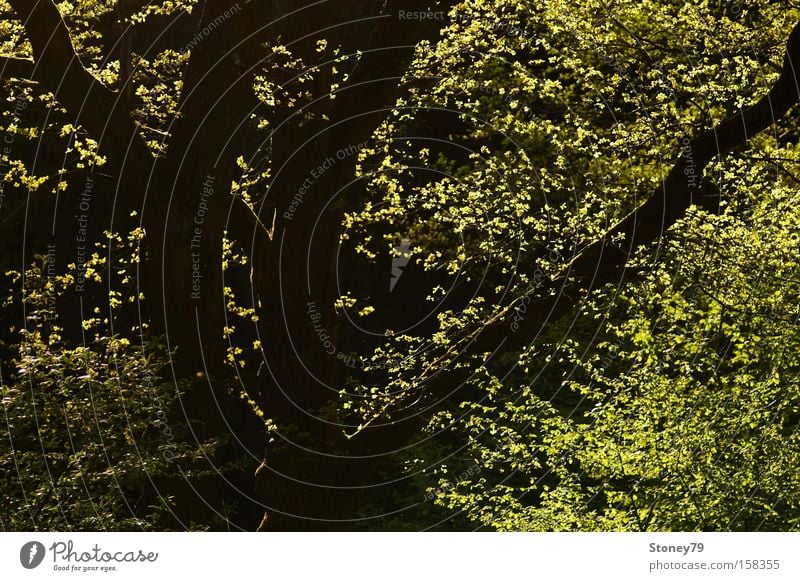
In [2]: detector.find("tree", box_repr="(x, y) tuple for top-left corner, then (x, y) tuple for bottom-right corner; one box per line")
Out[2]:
(1, 0), (799, 531)
(1, 0), (459, 530)
(0, 236), (225, 530)
(335, 0), (800, 530)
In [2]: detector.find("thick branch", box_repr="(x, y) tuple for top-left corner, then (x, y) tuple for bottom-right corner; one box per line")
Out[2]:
(509, 19), (800, 344)
(8, 0), (157, 213)
(328, 0), (458, 147)
(0, 55), (34, 79)
(228, 196), (273, 243)
(7, 0), (122, 139)
(407, 20), (800, 410)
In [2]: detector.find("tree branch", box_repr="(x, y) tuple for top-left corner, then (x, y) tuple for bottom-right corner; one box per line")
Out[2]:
(6, 0), (123, 139)
(401, 19), (800, 414)
(7, 0), (157, 212)
(0, 55), (34, 79)
(228, 195), (273, 244)
(506, 19), (800, 345)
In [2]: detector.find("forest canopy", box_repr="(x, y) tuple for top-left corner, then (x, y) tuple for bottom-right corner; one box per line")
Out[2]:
(1, 0), (799, 531)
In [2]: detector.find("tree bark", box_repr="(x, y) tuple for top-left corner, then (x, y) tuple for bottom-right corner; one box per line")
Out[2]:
(251, 0), (458, 529)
